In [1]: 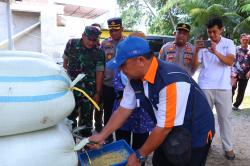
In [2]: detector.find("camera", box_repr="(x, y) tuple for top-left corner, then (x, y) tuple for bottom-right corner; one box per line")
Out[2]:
(204, 40), (211, 48)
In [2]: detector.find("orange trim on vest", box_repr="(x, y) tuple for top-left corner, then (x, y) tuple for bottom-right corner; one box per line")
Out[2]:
(144, 57), (158, 84)
(207, 130), (213, 143)
(165, 83), (177, 128)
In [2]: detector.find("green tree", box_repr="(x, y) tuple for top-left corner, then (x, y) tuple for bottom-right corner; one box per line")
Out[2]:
(117, 0), (250, 41)
(117, 0), (157, 30)
(179, 0), (250, 41)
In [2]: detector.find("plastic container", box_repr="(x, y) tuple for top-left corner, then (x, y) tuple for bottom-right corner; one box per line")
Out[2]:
(79, 140), (134, 166)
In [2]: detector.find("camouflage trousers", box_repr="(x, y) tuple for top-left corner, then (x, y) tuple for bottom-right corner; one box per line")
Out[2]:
(67, 97), (94, 137)
(77, 100), (94, 137)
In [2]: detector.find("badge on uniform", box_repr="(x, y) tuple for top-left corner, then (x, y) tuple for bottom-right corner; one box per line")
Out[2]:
(107, 54), (113, 60)
(105, 42), (112, 47)
(167, 54), (176, 62)
(167, 47), (175, 51)
(185, 47), (192, 53)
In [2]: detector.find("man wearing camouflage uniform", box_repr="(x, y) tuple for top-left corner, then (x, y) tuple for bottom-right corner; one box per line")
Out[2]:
(101, 17), (125, 142)
(63, 26), (105, 137)
(159, 23), (198, 75)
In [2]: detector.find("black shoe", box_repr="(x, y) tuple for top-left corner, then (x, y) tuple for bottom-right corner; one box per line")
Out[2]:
(225, 150), (235, 160)
(232, 106), (239, 111)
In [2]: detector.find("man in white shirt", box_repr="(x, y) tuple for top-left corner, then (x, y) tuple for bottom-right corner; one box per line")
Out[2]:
(196, 18), (236, 160)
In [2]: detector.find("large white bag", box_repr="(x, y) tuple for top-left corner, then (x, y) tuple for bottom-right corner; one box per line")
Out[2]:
(0, 52), (75, 136)
(0, 123), (78, 166)
(0, 50), (54, 61)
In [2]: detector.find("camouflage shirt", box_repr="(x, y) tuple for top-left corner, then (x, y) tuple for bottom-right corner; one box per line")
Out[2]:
(159, 42), (195, 75)
(63, 38), (105, 96)
(101, 36), (125, 87)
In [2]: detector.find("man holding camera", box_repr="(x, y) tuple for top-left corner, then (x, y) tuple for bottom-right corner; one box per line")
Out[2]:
(195, 18), (236, 160)
(159, 23), (198, 75)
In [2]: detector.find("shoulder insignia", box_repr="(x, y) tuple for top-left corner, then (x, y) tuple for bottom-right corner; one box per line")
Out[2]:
(167, 47), (175, 51)
(107, 54), (113, 60)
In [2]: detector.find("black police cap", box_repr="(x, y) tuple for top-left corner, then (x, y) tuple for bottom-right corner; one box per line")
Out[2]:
(107, 17), (122, 30)
(176, 23), (191, 32)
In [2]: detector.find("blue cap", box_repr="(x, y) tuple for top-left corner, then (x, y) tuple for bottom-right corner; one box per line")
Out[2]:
(106, 36), (151, 69)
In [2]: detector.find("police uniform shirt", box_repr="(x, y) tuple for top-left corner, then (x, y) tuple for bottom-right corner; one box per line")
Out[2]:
(159, 42), (195, 75)
(101, 37), (125, 87)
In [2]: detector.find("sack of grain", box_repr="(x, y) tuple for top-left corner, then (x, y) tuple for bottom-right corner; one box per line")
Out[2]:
(0, 51), (75, 136)
(0, 123), (78, 166)
(0, 50), (54, 61)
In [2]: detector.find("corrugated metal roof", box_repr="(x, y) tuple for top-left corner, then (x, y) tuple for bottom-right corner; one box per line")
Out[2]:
(54, 1), (108, 19)
(63, 4), (108, 19)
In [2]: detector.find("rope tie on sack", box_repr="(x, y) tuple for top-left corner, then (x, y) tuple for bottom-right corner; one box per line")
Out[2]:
(69, 73), (100, 111)
(69, 87), (100, 111)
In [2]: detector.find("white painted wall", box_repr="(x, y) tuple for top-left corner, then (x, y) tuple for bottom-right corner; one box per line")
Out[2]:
(0, 5), (41, 51)
(0, 2), (8, 43)
(14, 26), (41, 52)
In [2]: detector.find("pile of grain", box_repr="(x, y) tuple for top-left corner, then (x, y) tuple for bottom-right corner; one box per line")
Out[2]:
(90, 149), (128, 166)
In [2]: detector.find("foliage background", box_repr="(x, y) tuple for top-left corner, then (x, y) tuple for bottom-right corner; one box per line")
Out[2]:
(117, 0), (250, 43)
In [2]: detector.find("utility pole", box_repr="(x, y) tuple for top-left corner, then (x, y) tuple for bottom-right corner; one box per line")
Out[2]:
(6, 0), (14, 50)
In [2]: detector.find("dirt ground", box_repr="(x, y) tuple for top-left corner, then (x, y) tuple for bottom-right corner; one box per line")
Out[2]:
(145, 107), (250, 166)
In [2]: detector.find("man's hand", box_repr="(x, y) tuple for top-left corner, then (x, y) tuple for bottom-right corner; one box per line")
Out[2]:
(126, 153), (141, 166)
(87, 133), (105, 150)
(246, 71), (250, 79)
(208, 41), (217, 54)
(195, 40), (204, 53)
(93, 94), (101, 104)
(231, 76), (237, 87)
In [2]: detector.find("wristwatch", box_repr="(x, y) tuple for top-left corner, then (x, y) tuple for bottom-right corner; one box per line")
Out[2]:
(135, 150), (146, 164)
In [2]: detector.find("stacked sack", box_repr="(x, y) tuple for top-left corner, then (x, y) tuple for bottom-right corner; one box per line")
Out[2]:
(0, 51), (78, 166)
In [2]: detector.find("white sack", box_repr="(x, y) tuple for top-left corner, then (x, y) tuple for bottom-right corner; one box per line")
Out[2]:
(0, 50), (54, 61)
(0, 123), (78, 166)
(0, 52), (75, 136)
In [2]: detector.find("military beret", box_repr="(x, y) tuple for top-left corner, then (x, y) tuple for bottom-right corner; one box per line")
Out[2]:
(176, 23), (191, 32)
(83, 26), (101, 39)
(107, 17), (122, 30)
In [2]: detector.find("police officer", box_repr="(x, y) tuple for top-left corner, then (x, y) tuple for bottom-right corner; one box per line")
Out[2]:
(159, 23), (198, 75)
(63, 26), (105, 137)
(89, 37), (215, 166)
(91, 23), (103, 132)
(101, 17), (125, 142)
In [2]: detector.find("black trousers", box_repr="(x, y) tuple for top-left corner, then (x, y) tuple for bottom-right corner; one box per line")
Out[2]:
(152, 143), (211, 166)
(103, 85), (116, 141)
(232, 78), (249, 108)
(94, 108), (103, 132)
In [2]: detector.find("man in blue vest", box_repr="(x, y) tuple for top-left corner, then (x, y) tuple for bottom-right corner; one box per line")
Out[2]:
(89, 36), (215, 166)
